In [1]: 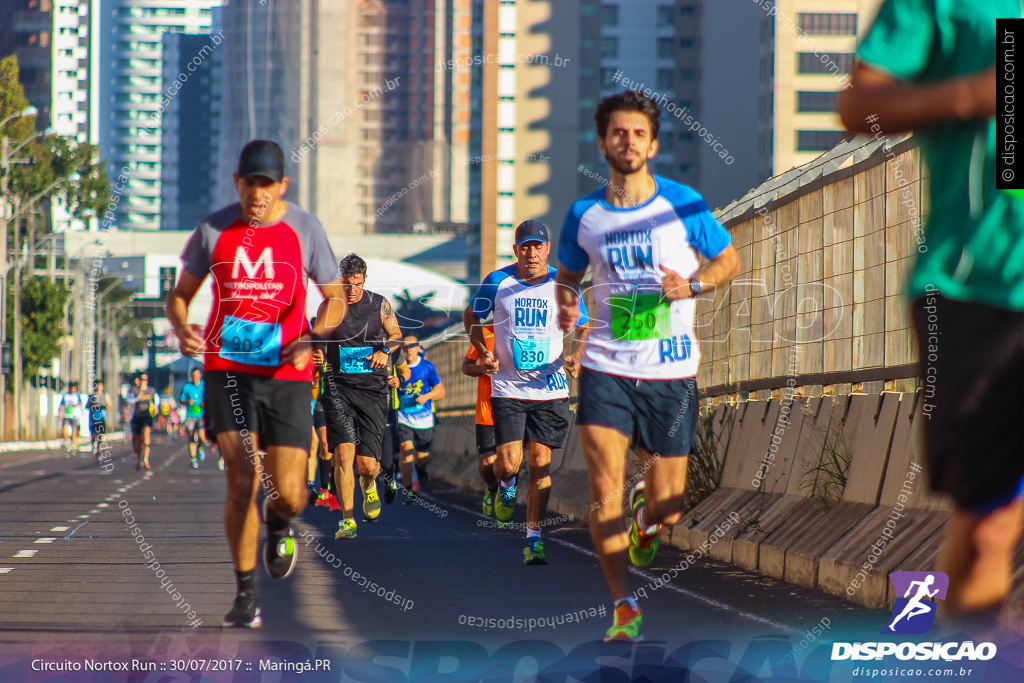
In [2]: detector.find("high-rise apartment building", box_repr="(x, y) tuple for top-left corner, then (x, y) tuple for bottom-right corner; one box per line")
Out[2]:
(50, 0), (99, 144)
(159, 31), (219, 231)
(215, 0), (471, 237)
(768, 0), (884, 174)
(0, 0), (54, 128)
(101, 0), (221, 232)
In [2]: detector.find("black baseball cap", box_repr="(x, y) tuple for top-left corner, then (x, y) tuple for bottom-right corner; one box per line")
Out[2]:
(514, 219), (550, 245)
(237, 140), (285, 182)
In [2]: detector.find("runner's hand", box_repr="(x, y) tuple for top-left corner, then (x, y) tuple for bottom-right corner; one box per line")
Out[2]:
(415, 395), (429, 405)
(563, 353), (582, 379)
(481, 351), (500, 374)
(558, 300), (579, 332)
(387, 375), (400, 388)
(281, 337), (312, 370)
(175, 324), (205, 357)
(367, 349), (390, 369)
(312, 348), (325, 367)
(660, 264), (691, 301)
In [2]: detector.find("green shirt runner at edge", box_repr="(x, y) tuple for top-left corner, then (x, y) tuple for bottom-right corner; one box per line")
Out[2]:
(857, 0), (1024, 310)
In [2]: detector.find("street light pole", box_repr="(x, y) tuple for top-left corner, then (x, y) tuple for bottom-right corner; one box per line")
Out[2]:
(1, 134), (8, 440)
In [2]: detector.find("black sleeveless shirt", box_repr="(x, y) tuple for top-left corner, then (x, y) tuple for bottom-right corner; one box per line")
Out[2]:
(323, 290), (389, 392)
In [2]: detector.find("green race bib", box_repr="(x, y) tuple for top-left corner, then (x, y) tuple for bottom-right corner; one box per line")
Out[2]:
(609, 293), (672, 341)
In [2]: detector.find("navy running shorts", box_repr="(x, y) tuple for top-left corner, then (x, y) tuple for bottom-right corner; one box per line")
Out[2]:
(575, 367), (697, 457)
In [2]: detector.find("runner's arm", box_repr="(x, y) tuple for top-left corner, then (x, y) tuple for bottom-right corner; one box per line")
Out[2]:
(838, 62), (995, 135)
(420, 381), (445, 403)
(662, 244), (740, 301)
(462, 356), (488, 378)
(167, 270), (206, 356)
(555, 266), (586, 332)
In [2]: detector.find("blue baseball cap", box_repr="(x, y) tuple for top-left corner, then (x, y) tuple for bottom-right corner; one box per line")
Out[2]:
(514, 219), (550, 245)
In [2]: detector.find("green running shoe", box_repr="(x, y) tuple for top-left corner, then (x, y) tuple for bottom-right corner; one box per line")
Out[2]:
(482, 490), (496, 517)
(628, 481), (661, 568)
(523, 538), (547, 565)
(604, 602), (643, 642)
(494, 484), (516, 523)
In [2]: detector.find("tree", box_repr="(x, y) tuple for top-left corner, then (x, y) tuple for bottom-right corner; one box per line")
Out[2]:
(5, 277), (68, 379)
(1, 55), (112, 399)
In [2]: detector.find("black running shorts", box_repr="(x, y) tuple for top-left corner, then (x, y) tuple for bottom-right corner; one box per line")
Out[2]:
(575, 368), (697, 457)
(321, 380), (388, 461)
(490, 397), (569, 449)
(204, 371), (312, 449)
(130, 415), (153, 435)
(912, 293), (1024, 511)
(476, 423), (497, 455)
(397, 424), (434, 453)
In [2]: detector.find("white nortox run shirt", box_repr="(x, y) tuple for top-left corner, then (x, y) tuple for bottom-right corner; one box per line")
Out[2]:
(558, 175), (732, 380)
(471, 265), (589, 401)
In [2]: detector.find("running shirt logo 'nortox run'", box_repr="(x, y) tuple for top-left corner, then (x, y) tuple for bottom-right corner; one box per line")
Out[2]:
(883, 571), (949, 635)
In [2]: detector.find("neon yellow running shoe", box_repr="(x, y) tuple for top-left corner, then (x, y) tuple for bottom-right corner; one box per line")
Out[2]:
(482, 490), (495, 517)
(494, 485), (516, 523)
(335, 518), (357, 539)
(362, 481), (381, 520)
(604, 601), (643, 642)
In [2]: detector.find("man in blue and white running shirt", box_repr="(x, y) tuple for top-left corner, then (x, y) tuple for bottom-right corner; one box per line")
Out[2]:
(396, 335), (444, 496)
(464, 219), (590, 566)
(555, 90), (739, 642)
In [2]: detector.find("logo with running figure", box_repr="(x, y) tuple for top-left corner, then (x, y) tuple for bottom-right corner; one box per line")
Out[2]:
(883, 571), (949, 635)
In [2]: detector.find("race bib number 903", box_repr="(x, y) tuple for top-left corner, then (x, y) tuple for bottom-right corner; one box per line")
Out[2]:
(218, 315), (282, 366)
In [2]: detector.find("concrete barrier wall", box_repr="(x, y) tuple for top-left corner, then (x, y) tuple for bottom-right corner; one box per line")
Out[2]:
(431, 390), (949, 610)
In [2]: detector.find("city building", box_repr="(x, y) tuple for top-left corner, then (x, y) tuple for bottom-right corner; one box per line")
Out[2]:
(100, 0), (222, 232)
(158, 31), (218, 231)
(767, 0), (884, 174)
(0, 0), (54, 129)
(215, 0), (472, 239)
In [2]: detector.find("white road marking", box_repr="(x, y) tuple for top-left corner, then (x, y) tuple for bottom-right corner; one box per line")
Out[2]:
(0, 568), (12, 574)
(436, 496), (801, 637)
(34, 538), (56, 544)
(14, 550), (37, 558)
(50, 526), (70, 532)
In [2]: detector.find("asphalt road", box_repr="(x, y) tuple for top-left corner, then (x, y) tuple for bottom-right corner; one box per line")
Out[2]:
(0, 434), (1019, 683)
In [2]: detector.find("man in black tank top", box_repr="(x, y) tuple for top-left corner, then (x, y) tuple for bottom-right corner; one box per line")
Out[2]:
(315, 254), (404, 539)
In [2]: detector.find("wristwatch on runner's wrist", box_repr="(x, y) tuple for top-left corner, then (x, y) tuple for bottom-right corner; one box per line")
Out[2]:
(688, 279), (704, 297)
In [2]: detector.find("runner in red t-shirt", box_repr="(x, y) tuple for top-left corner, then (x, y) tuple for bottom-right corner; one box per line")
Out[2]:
(166, 140), (346, 629)
(461, 325), (500, 518)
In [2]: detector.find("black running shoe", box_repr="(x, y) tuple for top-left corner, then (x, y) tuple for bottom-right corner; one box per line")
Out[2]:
(263, 500), (298, 579)
(223, 592), (262, 628)
(382, 471), (397, 505)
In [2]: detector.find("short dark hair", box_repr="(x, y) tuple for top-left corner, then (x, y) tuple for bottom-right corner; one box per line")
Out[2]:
(340, 253), (367, 277)
(594, 90), (661, 141)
